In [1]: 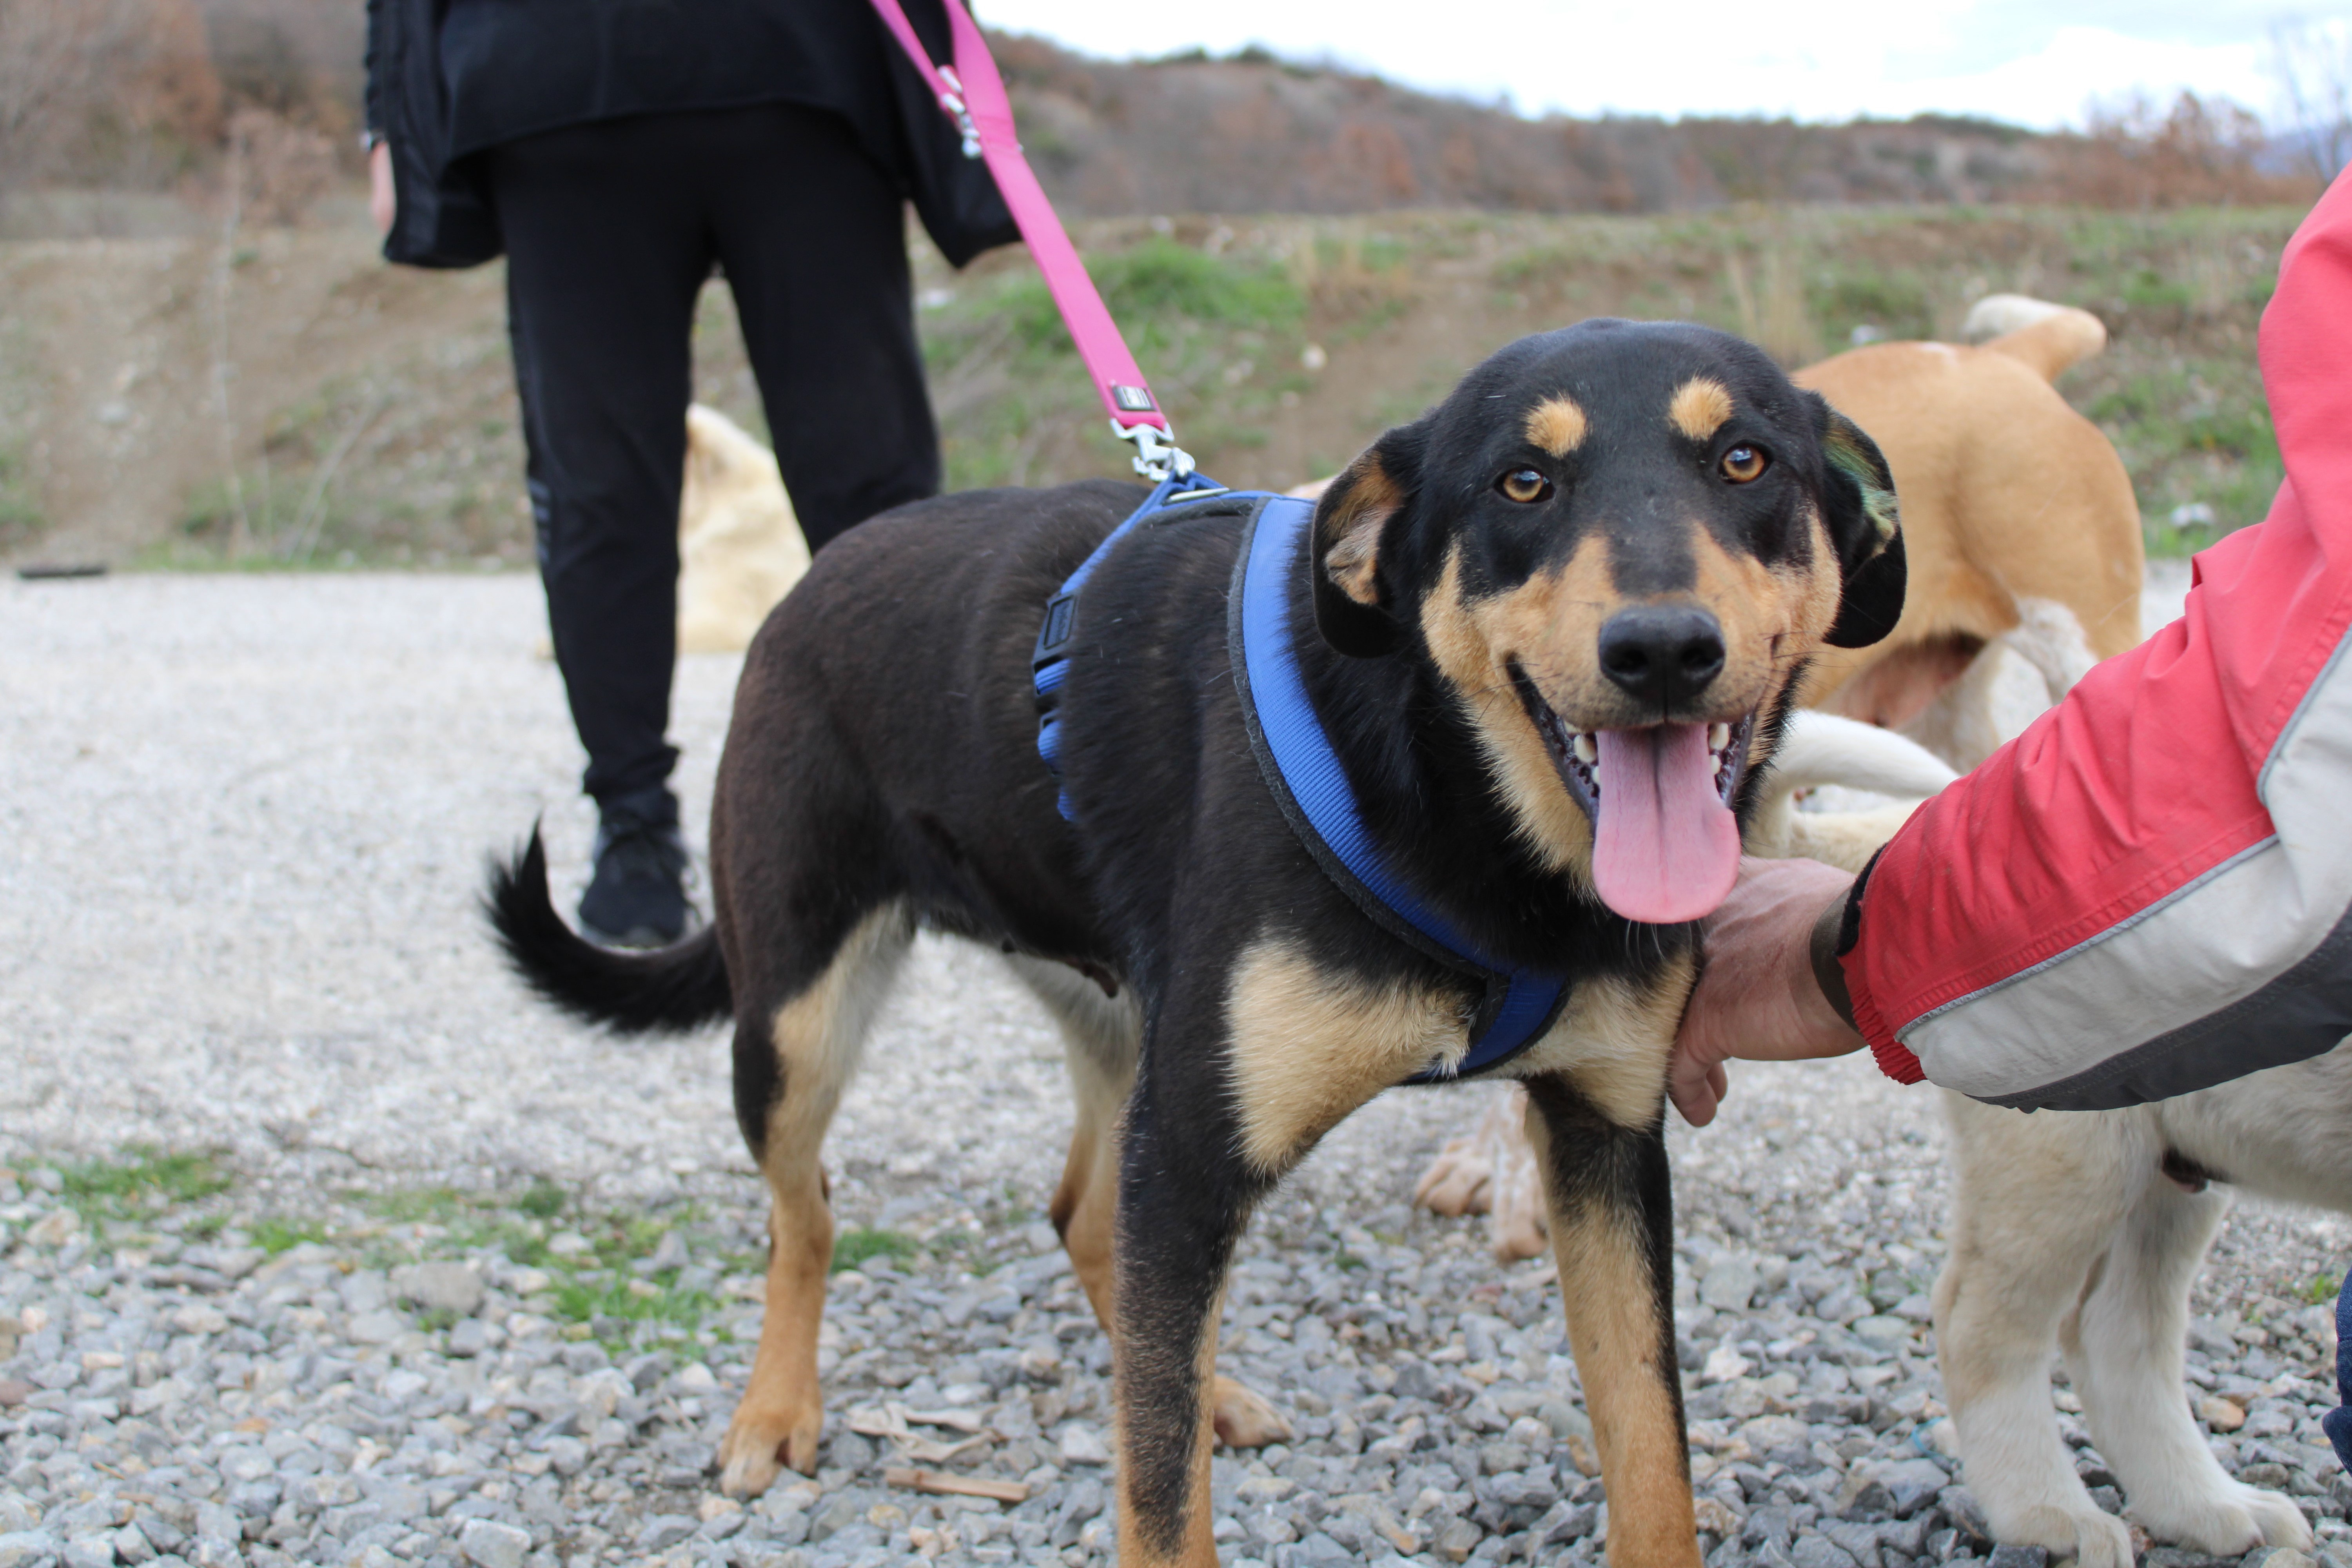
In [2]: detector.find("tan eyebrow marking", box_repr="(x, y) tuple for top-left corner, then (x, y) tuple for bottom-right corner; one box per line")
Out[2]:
(1523, 395), (1589, 456)
(1668, 377), (1735, 441)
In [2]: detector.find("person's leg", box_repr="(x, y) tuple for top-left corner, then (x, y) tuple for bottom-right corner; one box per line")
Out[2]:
(699, 103), (942, 549)
(489, 116), (711, 942)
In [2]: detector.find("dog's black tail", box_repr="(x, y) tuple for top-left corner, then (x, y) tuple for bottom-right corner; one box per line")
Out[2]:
(484, 827), (733, 1034)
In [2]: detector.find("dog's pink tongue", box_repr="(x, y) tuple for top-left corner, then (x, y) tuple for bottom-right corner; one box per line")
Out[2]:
(1590, 723), (1741, 924)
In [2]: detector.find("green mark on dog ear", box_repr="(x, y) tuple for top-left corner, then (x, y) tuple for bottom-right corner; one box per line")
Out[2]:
(1821, 415), (1899, 555)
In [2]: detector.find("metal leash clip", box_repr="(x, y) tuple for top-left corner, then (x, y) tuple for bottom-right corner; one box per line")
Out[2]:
(1113, 419), (1196, 485)
(935, 66), (984, 159)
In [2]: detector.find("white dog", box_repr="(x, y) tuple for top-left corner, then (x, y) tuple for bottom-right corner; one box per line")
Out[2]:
(1936, 1063), (2341, 1567)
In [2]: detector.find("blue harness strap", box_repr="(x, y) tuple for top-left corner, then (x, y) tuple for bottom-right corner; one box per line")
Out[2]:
(1030, 486), (1566, 1082)
(1228, 497), (1567, 1080)
(1032, 470), (1224, 819)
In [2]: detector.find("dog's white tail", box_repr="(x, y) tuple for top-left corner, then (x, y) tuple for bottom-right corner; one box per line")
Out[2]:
(1749, 712), (1959, 869)
(1768, 711), (1959, 804)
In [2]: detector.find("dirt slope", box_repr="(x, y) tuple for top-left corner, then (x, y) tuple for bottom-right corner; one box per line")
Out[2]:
(0, 202), (2302, 569)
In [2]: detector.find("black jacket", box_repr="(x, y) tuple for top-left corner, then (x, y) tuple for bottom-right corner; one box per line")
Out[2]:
(363, 0), (1017, 269)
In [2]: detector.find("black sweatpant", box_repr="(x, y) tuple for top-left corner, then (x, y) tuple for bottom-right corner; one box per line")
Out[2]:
(490, 102), (940, 806)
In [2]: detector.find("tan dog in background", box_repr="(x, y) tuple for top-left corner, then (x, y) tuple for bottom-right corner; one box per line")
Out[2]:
(1798, 296), (2142, 765)
(1415, 295), (2145, 1249)
(677, 405), (811, 654)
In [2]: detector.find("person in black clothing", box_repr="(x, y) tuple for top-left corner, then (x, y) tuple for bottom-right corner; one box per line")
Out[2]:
(364, 0), (1013, 945)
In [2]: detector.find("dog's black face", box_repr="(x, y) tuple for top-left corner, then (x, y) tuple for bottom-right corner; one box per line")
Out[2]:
(1310, 319), (1904, 924)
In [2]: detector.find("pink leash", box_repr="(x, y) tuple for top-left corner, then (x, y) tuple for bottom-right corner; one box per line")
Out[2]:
(864, 0), (1192, 480)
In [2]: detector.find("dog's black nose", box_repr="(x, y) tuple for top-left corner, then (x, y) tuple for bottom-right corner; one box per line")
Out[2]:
(1597, 606), (1726, 708)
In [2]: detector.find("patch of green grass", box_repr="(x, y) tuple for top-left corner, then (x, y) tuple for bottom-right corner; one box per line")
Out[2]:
(831, 1227), (919, 1273)
(361, 1186), (478, 1226)
(517, 1179), (566, 1220)
(321, 1182), (722, 1336)
(250, 1216), (331, 1255)
(922, 232), (1316, 490)
(58, 1147), (230, 1225)
(553, 1273), (717, 1334)
(2083, 358), (2283, 553)
(0, 444), (42, 549)
(2303, 1272), (2341, 1306)
(1809, 266), (1935, 345)
(1004, 239), (1304, 356)
(2119, 267), (2194, 312)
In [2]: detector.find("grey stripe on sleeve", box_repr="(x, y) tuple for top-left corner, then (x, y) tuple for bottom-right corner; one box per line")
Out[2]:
(1977, 898), (2352, 1111)
(1902, 613), (2352, 1105)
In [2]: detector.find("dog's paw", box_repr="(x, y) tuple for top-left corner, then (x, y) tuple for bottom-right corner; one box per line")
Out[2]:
(2060, 1508), (2137, 1568)
(1414, 1137), (1494, 1218)
(1987, 1503), (2135, 1568)
(1213, 1376), (1294, 1449)
(716, 1395), (823, 1497)
(2242, 1485), (2318, 1550)
(2138, 1480), (2313, 1559)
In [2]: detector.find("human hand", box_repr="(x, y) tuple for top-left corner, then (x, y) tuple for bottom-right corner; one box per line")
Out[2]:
(369, 140), (395, 236)
(1670, 855), (1865, 1127)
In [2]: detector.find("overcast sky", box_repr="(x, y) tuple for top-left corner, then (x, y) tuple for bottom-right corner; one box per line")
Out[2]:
(981, 0), (2351, 129)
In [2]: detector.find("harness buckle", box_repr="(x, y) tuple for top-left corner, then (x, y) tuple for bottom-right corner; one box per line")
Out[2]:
(1034, 589), (1079, 664)
(1113, 419), (1195, 485)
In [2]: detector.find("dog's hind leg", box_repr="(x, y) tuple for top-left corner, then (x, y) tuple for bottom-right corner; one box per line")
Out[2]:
(1522, 1073), (1700, 1568)
(716, 902), (914, 1497)
(2070, 1171), (2310, 1557)
(1934, 1092), (2138, 1568)
(1007, 957), (1294, 1453)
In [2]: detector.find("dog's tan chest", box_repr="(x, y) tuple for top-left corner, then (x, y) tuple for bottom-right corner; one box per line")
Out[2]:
(1504, 956), (1695, 1128)
(1223, 939), (1692, 1176)
(1223, 938), (1470, 1176)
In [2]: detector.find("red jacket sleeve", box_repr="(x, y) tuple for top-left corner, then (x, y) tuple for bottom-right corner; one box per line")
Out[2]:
(1841, 169), (2352, 1109)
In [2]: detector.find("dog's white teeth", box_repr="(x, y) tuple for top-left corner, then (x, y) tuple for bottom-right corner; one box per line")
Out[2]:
(1573, 734), (1597, 766)
(1708, 722), (1731, 752)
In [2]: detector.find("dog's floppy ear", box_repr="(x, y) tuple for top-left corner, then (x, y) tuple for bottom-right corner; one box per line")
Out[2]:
(1311, 423), (1425, 658)
(1809, 394), (1907, 650)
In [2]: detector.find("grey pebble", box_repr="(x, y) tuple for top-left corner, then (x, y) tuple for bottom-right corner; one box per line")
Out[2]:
(457, 1519), (530, 1568)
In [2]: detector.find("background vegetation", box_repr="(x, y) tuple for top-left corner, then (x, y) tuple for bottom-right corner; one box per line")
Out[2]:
(0, 0), (2318, 566)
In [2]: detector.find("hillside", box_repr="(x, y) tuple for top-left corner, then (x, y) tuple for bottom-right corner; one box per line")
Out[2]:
(0, 204), (2298, 570)
(995, 37), (2301, 214)
(0, 4), (2305, 237)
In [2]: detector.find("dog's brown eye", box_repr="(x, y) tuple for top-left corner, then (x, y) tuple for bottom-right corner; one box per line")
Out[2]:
(1498, 468), (1552, 504)
(1720, 445), (1767, 483)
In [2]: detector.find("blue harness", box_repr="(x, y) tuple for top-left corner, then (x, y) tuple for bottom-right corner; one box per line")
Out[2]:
(1032, 481), (1568, 1081)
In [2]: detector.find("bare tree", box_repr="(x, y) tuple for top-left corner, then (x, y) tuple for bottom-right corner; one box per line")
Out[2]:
(2267, 18), (2352, 184)
(0, 0), (217, 195)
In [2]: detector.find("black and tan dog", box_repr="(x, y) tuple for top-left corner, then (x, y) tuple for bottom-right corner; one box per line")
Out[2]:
(488, 319), (1903, 1568)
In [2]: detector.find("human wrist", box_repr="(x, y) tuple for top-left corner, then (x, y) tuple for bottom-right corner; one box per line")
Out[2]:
(1808, 888), (1856, 1029)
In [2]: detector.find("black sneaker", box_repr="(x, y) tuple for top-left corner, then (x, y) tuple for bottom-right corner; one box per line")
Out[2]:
(578, 786), (695, 948)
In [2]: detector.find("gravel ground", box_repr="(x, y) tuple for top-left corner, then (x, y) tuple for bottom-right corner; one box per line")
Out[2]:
(6, 564), (2350, 1568)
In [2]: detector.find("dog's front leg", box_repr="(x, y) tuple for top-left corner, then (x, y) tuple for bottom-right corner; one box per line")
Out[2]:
(1108, 1058), (1259, 1568)
(1523, 1073), (1700, 1568)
